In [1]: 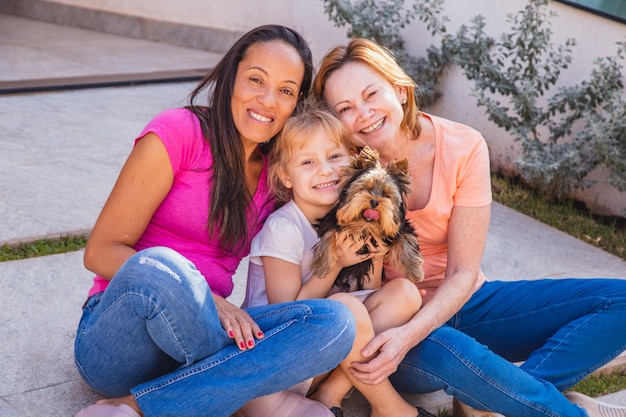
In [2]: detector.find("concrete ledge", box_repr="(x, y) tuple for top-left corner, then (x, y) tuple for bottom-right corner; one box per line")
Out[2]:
(0, 68), (209, 95)
(0, 0), (243, 53)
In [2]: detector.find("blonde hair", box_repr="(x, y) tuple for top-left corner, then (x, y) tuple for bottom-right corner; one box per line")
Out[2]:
(269, 100), (357, 203)
(313, 38), (421, 139)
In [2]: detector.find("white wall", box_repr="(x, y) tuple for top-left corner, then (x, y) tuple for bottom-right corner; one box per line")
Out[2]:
(39, 0), (626, 215)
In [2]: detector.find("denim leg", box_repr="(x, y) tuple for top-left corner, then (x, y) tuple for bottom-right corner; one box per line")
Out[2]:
(74, 246), (233, 396)
(391, 278), (626, 416)
(392, 326), (581, 416)
(75, 247), (356, 417)
(132, 300), (355, 417)
(460, 279), (626, 389)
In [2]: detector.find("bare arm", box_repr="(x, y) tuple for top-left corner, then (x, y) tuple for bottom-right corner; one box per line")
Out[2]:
(264, 235), (377, 303)
(264, 257), (308, 303)
(84, 133), (266, 351)
(350, 204), (491, 385)
(84, 133), (173, 279)
(263, 256), (337, 303)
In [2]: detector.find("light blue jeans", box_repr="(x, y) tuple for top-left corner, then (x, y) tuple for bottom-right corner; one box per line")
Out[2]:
(391, 278), (626, 416)
(74, 247), (355, 417)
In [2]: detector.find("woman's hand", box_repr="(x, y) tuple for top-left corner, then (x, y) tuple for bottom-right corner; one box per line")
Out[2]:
(213, 294), (264, 350)
(348, 325), (415, 385)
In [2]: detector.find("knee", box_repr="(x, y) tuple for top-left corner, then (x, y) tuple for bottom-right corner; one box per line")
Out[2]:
(131, 246), (190, 268)
(329, 293), (370, 322)
(124, 247), (195, 275)
(117, 247), (206, 293)
(385, 278), (422, 307)
(328, 293), (375, 339)
(311, 298), (358, 353)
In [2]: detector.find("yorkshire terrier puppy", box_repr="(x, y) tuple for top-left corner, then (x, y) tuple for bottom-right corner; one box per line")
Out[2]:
(311, 146), (424, 294)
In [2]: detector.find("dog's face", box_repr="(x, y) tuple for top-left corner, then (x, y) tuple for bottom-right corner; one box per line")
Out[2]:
(311, 146), (423, 290)
(335, 147), (411, 238)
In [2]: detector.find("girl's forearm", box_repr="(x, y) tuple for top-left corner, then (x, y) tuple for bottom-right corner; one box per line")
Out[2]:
(295, 266), (342, 300)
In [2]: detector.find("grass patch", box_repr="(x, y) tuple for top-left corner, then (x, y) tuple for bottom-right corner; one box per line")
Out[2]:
(0, 235), (88, 262)
(491, 174), (626, 261)
(573, 372), (626, 397)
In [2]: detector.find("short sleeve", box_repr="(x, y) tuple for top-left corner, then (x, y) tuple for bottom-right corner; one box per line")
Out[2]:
(250, 215), (306, 266)
(453, 132), (492, 207)
(134, 108), (208, 176)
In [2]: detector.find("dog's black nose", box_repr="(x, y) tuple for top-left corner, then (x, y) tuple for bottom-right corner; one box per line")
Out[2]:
(370, 199), (379, 208)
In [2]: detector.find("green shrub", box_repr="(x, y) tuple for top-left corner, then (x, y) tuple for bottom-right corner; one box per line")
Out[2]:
(442, 0), (626, 200)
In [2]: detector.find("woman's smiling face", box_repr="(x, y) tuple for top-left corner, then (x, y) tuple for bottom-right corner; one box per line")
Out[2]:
(322, 61), (406, 150)
(231, 40), (305, 148)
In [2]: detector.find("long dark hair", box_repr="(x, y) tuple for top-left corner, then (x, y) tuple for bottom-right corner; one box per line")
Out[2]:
(186, 25), (313, 251)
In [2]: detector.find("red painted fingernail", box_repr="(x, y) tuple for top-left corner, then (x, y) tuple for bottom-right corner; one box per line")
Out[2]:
(228, 330), (235, 338)
(247, 340), (254, 347)
(240, 341), (246, 349)
(257, 331), (264, 338)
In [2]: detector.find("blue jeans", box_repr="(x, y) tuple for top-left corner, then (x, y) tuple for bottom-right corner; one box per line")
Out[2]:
(391, 278), (626, 417)
(74, 247), (355, 417)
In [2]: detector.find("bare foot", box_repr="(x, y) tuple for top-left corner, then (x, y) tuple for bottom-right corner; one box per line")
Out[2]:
(96, 395), (143, 416)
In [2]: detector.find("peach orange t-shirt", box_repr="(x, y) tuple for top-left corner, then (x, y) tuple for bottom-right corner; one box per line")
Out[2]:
(386, 113), (492, 297)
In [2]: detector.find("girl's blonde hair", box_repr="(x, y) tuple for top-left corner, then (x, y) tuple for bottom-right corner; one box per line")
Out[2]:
(313, 38), (422, 139)
(269, 100), (357, 203)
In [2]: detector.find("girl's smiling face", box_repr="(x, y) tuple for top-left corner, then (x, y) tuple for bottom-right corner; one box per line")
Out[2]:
(280, 129), (351, 223)
(231, 41), (305, 150)
(322, 61), (406, 151)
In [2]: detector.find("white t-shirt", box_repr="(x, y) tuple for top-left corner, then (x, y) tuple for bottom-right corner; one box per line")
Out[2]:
(242, 200), (319, 308)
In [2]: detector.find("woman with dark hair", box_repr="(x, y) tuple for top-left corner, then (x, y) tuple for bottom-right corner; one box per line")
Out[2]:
(313, 37), (626, 417)
(72, 25), (355, 417)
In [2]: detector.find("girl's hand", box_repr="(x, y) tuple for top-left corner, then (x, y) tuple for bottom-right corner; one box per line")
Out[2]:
(335, 234), (376, 269)
(213, 294), (264, 350)
(371, 241), (388, 262)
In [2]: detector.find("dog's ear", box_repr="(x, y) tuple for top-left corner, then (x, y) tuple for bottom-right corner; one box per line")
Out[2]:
(389, 158), (409, 175)
(387, 158), (412, 192)
(352, 146), (380, 170)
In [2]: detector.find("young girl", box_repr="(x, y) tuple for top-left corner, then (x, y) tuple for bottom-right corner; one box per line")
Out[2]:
(242, 101), (431, 417)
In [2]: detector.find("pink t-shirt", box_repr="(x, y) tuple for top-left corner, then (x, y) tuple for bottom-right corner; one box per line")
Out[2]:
(386, 114), (492, 296)
(88, 108), (275, 298)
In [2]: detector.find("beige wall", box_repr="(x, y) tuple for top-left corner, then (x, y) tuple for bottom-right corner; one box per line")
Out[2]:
(39, 0), (349, 66)
(36, 0), (626, 215)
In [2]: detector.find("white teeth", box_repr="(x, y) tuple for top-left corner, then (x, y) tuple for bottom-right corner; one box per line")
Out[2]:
(314, 181), (337, 190)
(249, 111), (272, 123)
(361, 118), (384, 134)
